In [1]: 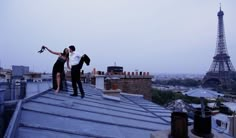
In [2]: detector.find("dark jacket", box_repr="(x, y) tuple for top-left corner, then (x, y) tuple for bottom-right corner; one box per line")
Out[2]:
(78, 54), (90, 69)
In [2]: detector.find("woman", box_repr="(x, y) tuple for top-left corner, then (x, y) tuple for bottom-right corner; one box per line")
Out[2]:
(42, 46), (70, 93)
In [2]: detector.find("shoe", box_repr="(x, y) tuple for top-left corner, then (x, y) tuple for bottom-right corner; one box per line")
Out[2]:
(70, 94), (78, 97)
(81, 92), (85, 99)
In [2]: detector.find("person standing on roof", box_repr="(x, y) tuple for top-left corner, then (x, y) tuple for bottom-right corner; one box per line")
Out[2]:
(40, 46), (70, 93)
(68, 45), (85, 98)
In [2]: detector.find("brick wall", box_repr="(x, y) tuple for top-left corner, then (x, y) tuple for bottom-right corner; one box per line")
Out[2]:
(105, 76), (152, 100)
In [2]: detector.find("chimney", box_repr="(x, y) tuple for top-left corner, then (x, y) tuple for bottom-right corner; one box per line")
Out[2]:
(95, 74), (105, 90)
(103, 75), (121, 101)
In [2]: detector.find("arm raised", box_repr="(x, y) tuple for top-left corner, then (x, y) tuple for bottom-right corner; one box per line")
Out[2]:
(43, 46), (61, 55)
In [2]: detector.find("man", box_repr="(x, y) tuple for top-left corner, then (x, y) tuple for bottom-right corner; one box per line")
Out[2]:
(68, 45), (85, 98)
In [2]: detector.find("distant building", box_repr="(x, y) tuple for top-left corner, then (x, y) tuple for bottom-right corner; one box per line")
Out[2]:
(23, 72), (42, 82)
(12, 65), (29, 79)
(0, 69), (11, 82)
(41, 73), (52, 81)
(107, 66), (123, 75)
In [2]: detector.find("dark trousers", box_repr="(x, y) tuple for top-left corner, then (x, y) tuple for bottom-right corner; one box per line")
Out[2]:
(71, 64), (84, 95)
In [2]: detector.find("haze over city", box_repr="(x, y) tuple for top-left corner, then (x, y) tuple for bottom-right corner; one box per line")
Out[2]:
(0, 0), (236, 74)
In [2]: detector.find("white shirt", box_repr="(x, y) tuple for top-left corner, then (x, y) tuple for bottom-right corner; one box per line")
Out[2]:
(69, 51), (81, 66)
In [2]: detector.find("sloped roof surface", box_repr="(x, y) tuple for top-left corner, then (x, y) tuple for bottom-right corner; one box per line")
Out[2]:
(11, 84), (172, 138)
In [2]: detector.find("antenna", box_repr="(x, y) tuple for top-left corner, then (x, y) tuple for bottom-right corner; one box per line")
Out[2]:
(219, 3), (221, 11)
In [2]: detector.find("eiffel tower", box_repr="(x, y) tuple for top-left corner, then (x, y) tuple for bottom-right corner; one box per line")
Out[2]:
(203, 6), (236, 90)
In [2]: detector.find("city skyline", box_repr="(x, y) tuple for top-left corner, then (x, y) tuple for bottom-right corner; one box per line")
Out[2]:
(1, 0), (236, 74)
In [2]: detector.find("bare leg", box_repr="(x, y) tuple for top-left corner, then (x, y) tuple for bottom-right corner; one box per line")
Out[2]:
(55, 72), (61, 93)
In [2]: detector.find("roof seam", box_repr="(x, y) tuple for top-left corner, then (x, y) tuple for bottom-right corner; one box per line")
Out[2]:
(24, 100), (169, 125)
(122, 95), (171, 124)
(21, 108), (162, 131)
(31, 98), (156, 118)
(19, 122), (116, 138)
(43, 93), (149, 113)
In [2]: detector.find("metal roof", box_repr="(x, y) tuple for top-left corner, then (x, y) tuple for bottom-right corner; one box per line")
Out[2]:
(5, 84), (172, 138)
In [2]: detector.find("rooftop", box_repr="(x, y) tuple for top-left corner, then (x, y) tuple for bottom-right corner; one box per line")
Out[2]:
(5, 84), (173, 138)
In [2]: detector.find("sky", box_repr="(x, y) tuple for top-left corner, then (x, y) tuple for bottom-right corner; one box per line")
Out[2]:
(0, 0), (236, 75)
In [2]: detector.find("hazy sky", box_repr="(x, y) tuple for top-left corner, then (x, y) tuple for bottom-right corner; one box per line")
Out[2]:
(1, 0), (236, 74)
